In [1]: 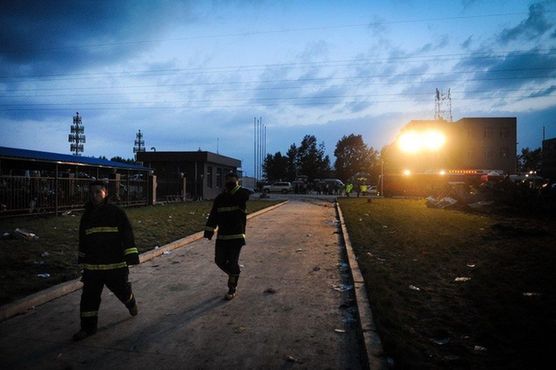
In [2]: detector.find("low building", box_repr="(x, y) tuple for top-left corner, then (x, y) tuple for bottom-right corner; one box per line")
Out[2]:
(542, 137), (556, 180)
(0, 146), (151, 216)
(137, 151), (241, 200)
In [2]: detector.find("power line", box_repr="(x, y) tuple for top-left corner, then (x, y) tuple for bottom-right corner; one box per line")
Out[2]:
(3, 49), (555, 81)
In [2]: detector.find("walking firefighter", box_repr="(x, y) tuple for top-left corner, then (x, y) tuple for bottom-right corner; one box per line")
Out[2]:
(204, 172), (251, 300)
(73, 180), (140, 341)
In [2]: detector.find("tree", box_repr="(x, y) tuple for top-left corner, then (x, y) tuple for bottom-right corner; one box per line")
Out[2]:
(297, 135), (331, 180)
(110, 156), (136, 164)
(518, 147), (542, 173)
(263, 152), (289, 182)
(286, 143), (298, 181)
(334, 134), (380, 183)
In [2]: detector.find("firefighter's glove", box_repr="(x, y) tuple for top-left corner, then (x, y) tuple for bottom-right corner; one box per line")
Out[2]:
(204, 230), (214, 240)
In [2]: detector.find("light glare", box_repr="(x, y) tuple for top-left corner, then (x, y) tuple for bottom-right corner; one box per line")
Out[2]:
(398, 130), (446, 153)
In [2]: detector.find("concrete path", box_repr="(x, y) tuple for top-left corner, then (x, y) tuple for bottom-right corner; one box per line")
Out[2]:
(0, 200), (365, 370)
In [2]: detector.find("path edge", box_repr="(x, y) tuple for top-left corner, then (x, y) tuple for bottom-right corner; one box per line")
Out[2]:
(336, 201), (387, 370)
(0, 200), (287, 322)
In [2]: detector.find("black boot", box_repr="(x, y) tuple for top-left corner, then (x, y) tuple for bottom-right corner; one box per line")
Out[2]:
(126, 294), (138, 316)
(225, 274), (239, 300)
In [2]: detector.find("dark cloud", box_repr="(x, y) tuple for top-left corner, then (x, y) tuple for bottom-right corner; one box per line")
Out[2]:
(456, 48), (556, 94)
(461, 35), (473, 49)
(0, 1), (193, 77)
(498, 3), (553, 44)
(528, 85), (556, 98)
(416, 35), (449, 54)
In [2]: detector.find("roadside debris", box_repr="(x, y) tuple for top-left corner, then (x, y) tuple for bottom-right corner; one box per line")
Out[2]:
(334, 329), (346, 333)
(409, 285), (421, 291)
(312, 266), (321, 271)
(474, 345), (487, 352)
(454, 277), (471, 282)
(466, 264), (476, 268)
(14, 228), (39, 240)
(426, 196), (458, 209)
(431, 337), (450, 345)
(36, 273), (50, 278)
(295, 248), (303, 252)
(522, 292), (541, 297)
(332, 284), (353, 292)
(286, 355), (303, 364)
(162, 251), (171, 255)
(41, 251), (49, 258)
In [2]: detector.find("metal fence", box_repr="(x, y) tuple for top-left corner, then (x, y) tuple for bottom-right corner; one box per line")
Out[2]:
(0, 175), (148, 216)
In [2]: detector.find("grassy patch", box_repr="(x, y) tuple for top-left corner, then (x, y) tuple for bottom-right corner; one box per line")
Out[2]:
(339, 198), (556, 370)
(0, 200), (279, 305)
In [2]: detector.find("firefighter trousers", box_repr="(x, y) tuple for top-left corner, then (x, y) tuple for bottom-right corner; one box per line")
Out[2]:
(80, 267), (135, 333)
(214, 242), (243, 278)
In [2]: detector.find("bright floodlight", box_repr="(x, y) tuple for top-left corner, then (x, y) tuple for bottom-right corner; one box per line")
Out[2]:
(398, 131), (422, 153)
(439, 169), (446, 176)
(403, 169), (412, 176)
(398, 130), (446, 153)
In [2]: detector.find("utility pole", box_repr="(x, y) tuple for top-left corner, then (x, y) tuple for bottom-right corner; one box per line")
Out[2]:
(133, 129), (146, 160)
(68, 112), (85, 156)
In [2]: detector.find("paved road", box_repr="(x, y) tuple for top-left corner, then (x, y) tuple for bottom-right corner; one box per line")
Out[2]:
(0, 200), (365, 370)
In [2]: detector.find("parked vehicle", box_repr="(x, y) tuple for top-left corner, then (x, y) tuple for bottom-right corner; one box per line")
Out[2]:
(262, 182), (292, 193)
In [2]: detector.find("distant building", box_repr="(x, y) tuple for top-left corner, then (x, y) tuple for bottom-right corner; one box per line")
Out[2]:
(385, 117), (517, 175)
(542, 137), (556, 180)
(137, 151), (241, 200)
(0, 146), (151, 216)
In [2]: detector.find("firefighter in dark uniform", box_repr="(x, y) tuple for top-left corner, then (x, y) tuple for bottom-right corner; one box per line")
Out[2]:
(73, 180), (140, 341)
(204, 172), (251, 300)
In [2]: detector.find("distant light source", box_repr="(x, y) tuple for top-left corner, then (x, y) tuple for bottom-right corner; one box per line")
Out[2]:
(439, 169), (446, 176)
(398, 130), (446, 153)
(403, 169), (412, 176)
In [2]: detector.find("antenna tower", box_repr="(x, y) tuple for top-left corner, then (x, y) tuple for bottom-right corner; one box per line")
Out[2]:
(68, 112), (85, 156)
(133, 129), (146, 159)
(434, 88), (452, 122)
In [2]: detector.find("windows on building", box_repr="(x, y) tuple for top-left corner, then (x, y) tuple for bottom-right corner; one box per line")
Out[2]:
(207, 166), (213, 188)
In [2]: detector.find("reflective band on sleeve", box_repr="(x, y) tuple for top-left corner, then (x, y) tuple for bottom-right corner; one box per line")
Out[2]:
(85, 227), (119, 235)
(124, 247), (138, 255)
(217, 233), (246, 240)
(80, 262), (127, 270)
(205, 226), (215, 232)
(81, 311), (98, 317)
(230, 185), (241, 194)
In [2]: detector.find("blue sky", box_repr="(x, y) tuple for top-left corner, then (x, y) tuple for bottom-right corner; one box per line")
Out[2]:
(1, 0), (555, 176)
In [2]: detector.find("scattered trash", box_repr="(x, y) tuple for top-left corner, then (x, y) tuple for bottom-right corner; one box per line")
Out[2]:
(286, 355), (303, 364)
(466, 264), (476, 268)
(367, 252), (374, 257)
(37, 273), (50, 278)
(239, 264), (245, 268)
(188, 212), (196, 215)
(312, 266), (321, 271)
(264, 288), (277, 294)
(409, 285), (421, 291)
(14, 228), (39, 240)
(454, 277), (471, 282)
(62, 210), (72, 216)
(162, 251), (171, 255)
(295, 248), (303, 252)
(306, 234), (312, 237)
(431, 337), (450, 345)
(474, 345), (487, 352)
(41, 251), (49, 258)
(233, 326), (246, 334)
(468, 201), (494, 209)
(426, 196), (458, 209)
(155, 245), (160, 249)
(151, 264), (159, 268)
(168, 215), (172, 218)
(382, 225), (388, 228)
(1, 231), (12, 240)
(522, 292), (541, 297)
(358, 218), (363, 222)
(137, 220), (142, 224)
(334, 329), (346, 333)
(332, 284), (353, 292)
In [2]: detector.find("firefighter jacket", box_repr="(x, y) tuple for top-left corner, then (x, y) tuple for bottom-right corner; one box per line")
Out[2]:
(78, 200), (139, 270)
(204, 185), (251, 246)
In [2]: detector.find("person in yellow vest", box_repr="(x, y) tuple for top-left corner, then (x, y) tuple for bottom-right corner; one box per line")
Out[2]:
(73, 180), (139, 341)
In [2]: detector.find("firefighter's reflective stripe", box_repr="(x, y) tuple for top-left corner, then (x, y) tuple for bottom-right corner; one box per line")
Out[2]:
(230, 185), (241, 195)
(85, 227), (119, 235)
(81, 311), (98, 317)
(217, 233), (245, 240)
(123, 247), (138, 255)
(126, 293), (134, 304)
(205, 226), (215, 232)
(80, 262), (127, 270)
(217, 206), (245, 213)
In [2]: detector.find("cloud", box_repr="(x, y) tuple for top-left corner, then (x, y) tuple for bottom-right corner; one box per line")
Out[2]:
(416, 34), (450, 54)
(0, 1), (193, 77)
(498, 3), (553, 44)
(461, 36), (473, 49)
(528, 85), (556, 98)
(456, 48), (556, 93)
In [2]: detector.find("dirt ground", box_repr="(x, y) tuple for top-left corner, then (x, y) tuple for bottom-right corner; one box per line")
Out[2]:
(0, 200), (278, 304)
(340, 197), (556, 370)
(0, 200), (366, 370)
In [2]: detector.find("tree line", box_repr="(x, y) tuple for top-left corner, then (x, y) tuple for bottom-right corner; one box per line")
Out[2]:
(263, 134), (381, 184)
